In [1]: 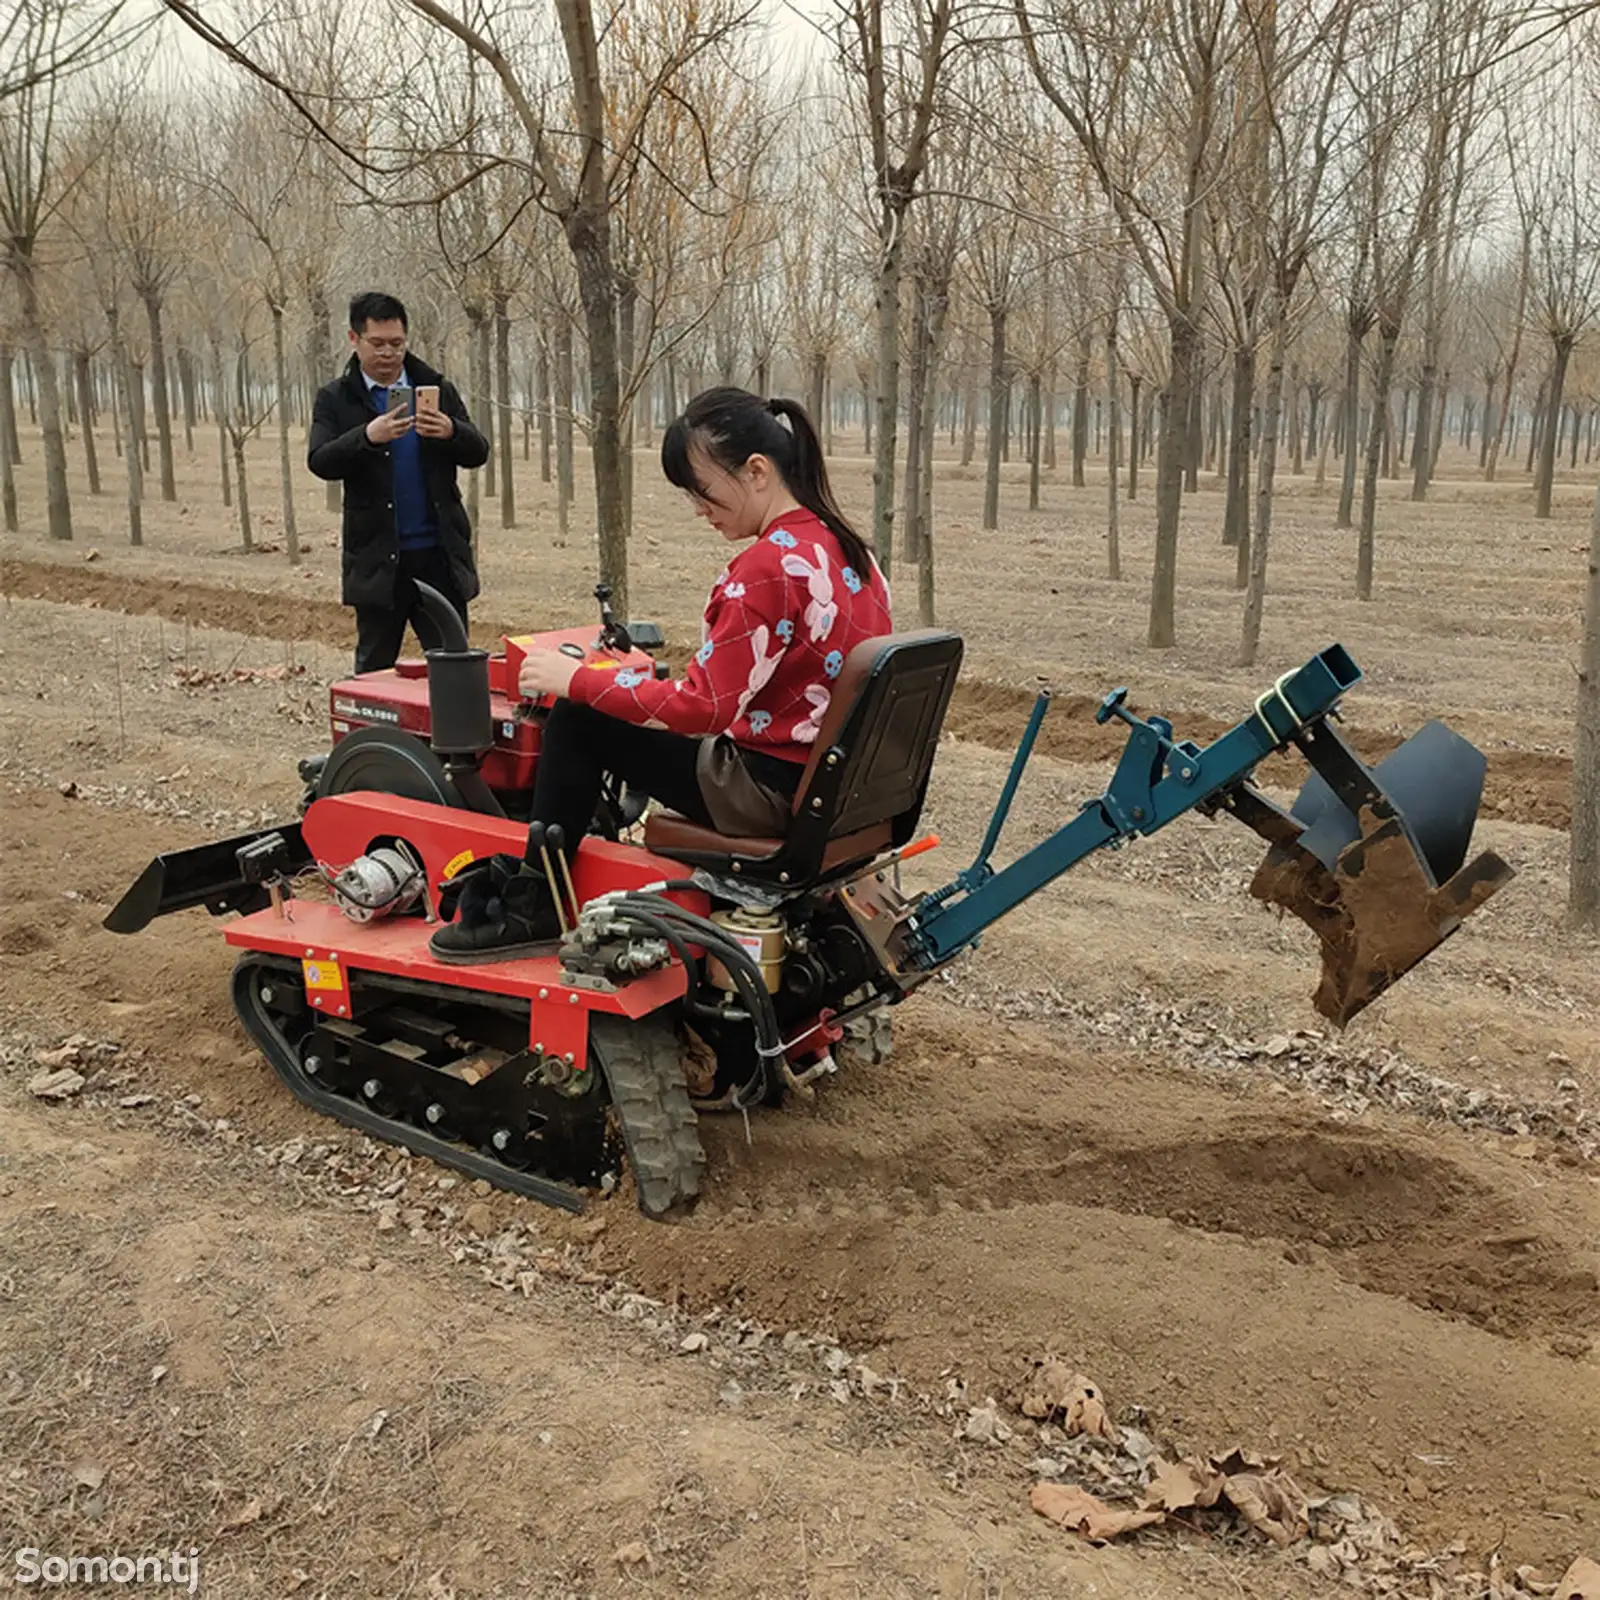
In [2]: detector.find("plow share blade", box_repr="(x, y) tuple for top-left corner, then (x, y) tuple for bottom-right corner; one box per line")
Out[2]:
(1250, 719), (1514, 1025)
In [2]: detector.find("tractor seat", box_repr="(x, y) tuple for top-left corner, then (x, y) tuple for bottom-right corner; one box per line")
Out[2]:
(644, 630), (964, 888)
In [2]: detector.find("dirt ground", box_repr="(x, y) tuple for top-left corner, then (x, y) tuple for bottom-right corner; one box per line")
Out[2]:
(1, 427), (1596, 1598)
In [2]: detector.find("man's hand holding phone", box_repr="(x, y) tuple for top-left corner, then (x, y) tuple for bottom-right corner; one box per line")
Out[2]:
(413, 384), (454, 440)
(366, 387), (414, 444)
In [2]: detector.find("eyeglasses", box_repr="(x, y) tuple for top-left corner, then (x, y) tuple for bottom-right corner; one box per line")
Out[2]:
(360, 335), (406, 351)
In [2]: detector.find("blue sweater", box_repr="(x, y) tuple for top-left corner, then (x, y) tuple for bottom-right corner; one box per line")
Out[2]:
(371, 383), (438, 551)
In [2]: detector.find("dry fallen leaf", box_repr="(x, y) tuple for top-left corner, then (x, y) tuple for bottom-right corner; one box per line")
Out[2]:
(71, 1461), (105, 1491)
(1065, 1378), (1119, 1443)
(1018, 1360), (1118, 1442)
(221, 1498), (264, 1532)
(1557, 1557), (1600, 1600)
(1019, 1358), (1077, 1420)
(614, 1541), (652, 1569)
(1143, 1456), (1226, 1512)
(1224, 1469), (1311, 1547)
(28, 1069), (86, 1100)
(1030, 1482), (1166, 1542)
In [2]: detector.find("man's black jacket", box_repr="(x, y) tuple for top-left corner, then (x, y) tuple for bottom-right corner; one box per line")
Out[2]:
(308, 352), (490, 609)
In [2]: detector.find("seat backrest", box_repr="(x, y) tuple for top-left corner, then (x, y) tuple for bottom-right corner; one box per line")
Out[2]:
(789, 629), (964, 844)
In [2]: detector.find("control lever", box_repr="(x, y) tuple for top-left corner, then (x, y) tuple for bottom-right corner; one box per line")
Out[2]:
(594, 582), (633, 654)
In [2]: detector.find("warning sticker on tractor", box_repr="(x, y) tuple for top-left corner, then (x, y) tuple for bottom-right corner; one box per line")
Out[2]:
(442, 849), (475, 880)
(302, 958), (344, 991)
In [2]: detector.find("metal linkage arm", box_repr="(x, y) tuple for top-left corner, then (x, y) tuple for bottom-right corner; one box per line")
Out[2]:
(903, 645), (1363, 967)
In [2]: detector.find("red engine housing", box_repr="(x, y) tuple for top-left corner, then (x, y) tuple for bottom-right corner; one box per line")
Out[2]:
(324, 627), (664, 804)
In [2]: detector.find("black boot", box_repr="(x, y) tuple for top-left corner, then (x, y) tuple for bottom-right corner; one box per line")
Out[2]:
(428, 853), (564, 964)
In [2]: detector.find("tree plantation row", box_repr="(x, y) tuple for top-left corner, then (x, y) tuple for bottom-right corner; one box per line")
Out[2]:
(2, 0), (1597, 664)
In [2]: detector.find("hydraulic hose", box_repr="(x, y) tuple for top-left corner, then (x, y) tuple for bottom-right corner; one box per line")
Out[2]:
(597, 891), (782, 1106)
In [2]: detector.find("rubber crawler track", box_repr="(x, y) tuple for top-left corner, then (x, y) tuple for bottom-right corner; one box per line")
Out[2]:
(592, 1013), (706, 1219)
(232, 951), (589, 1211)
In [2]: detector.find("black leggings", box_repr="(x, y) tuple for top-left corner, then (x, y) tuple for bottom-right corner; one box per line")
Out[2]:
(528, 700), (799, 860)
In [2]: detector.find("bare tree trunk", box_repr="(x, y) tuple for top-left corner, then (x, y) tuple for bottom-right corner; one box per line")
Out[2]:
(616, 275), (637, 542)
(807, 350), (827, 437)
(566, 218), (627, 606)
(142, 290), (177, 501)
(537, 331), (553, 483)
(1071, 339), (1089, 487)
(268, 303), (299, 564)
(110, 315), (144, 548)
(1315, 396), (1334, 489)
(982, 304), (1006, 531)
(1357, 324), (1401, 600)
(1184, 355), (1203, 495)
(1570, 477), (1600, 927)
(1241, 315), (1287, 667)
(901, 283), (928, 564)
(464, 306), (486, 535)
(1336, 319), (1364, 528)
(209, 342), (231, 509)
(14, 261), (72, 539)
(1028, 369), (1042, 510)
(473, 312), (494, 506)
(74, 351), (100, 495)
(1288, 363), (1303, 475)
(1229, 341), (1256, 591)
(1105, 318), (1122, 582)
(495, 291), (515, 528)
(177, 345), (196, 452)
(1127, 373), (1141, 501)
(871, 211), (910, 577)
(232, 429), (252, 550)
(302, 299), (332, 514)
(1150, 316), (1199, 646)
(1222, 343), (1253, 555)
(0, 345), (17, 532)
(915, 326), (945, 626)
(1431, 371), (1449, 478)
(0, 349), (19, 464)
(960, 377), (976, 465)
(1044, 362), (1057, 469)
(130, 360), (151, 473)
(1534, 338), (1573, 520)
(554, 315), (575, 548)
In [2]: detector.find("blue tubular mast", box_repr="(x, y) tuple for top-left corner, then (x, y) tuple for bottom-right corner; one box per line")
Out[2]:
(903, 644), (1364, 968)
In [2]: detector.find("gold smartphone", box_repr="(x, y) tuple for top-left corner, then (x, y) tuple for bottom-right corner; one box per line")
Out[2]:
(415, 384), (440, 417)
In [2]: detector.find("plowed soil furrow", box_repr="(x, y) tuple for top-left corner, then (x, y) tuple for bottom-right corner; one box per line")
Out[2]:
(3, 785), (1596, 1574)
(1, 557), (1575, 830)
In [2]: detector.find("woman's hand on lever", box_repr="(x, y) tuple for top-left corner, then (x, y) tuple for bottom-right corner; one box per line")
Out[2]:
(518, 647), (579, 702)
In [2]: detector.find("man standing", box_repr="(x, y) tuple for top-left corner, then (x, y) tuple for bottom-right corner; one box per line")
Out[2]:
(309, 291), (490, 672)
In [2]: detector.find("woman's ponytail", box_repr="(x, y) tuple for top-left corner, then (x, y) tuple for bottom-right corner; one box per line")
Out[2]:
(764, 397), (875, 582)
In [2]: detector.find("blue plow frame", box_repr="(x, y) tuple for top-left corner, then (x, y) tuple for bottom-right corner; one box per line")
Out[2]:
(898, 643), (1512, 1024)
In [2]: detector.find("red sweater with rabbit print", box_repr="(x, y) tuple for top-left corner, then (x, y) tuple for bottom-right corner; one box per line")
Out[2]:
(567, 508), (893, 764)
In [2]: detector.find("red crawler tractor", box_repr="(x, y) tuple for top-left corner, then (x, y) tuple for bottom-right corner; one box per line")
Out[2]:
(108, 585), (1513, 1217)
